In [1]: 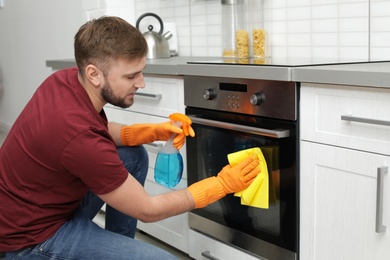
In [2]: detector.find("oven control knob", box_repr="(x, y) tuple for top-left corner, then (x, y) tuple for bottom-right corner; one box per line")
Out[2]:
(250, 92), (266, 106)
(203, 89), (216, 100)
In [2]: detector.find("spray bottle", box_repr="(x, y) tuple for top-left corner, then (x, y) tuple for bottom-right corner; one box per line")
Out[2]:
(154, 113), (192, 188)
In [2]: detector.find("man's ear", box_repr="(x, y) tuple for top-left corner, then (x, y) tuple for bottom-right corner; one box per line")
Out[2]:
(85, 64), (102, 87)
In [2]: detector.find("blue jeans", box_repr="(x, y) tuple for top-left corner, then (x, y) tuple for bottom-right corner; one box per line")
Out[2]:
(6, 146), (177, 260)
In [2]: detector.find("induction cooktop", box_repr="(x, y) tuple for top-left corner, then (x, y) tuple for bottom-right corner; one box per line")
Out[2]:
(187, 57), (389, 67)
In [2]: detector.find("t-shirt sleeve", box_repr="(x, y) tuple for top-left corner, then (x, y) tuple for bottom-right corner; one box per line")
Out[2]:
(60, 129), (128, 195)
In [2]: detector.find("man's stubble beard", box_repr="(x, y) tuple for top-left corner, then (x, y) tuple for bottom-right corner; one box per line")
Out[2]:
(101, 80), (134, 109)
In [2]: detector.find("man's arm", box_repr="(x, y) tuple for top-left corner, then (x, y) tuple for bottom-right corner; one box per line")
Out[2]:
(108, 122), (125, 146)
(98, 155), (259, 221)
(98, 174), (195, 222)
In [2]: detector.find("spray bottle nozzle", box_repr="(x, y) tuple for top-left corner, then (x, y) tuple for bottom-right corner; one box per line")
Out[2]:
(168, 113), (195, 137)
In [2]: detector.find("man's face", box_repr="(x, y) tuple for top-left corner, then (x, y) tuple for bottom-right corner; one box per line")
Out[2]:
(101, 58), (146, 108)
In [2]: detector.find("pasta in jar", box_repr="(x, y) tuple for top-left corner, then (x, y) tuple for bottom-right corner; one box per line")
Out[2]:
(236, 29), (249, 59)
(253, 29), (266, 58)
(223, 49), (236, 58)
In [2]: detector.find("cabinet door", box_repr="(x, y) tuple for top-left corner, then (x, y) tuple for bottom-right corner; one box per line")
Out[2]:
(300, 141), (389, 260)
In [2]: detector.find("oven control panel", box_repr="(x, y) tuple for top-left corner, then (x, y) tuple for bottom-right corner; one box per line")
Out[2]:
(184, 76), (297, 121)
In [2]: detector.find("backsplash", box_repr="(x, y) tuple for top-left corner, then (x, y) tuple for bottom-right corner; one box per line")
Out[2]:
(82, 0), (390, 61)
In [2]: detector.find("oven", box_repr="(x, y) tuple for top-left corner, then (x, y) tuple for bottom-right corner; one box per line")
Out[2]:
(184, 75), (298, 260)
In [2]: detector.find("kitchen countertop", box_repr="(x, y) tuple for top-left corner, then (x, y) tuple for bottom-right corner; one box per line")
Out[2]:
(46, 58), (390, 88)
(293, 61), (390, 88)
(46, 57), (292, 81)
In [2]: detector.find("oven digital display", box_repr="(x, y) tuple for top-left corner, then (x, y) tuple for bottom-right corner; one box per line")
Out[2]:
(219, 83), (247, 92)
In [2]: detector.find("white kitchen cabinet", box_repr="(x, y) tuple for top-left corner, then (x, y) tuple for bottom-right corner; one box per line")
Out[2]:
(300, 83), (390, 260)
(300, 83), (390, 155)
(105, 75), (189, 254)
(300, 142), (389, 260)
(188, 230), (260, 260)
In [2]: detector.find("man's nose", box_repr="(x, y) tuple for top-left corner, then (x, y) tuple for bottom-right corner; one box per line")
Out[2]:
(134, 73), (145, 89)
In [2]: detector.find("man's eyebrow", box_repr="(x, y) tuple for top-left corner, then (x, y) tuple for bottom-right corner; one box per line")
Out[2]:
(125, 64), (147, 76)
(133, 64), (147, 74)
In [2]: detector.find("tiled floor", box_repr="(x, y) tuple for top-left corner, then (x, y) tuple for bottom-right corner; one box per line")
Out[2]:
(0, 131), (192, 259)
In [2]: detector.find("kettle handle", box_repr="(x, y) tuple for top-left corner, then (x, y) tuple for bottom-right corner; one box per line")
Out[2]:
(136, 12), (164, 34)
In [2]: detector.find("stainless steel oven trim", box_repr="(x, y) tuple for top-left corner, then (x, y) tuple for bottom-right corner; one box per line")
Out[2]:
(188, 116), (291, 138)
(189, 212), (297, 260)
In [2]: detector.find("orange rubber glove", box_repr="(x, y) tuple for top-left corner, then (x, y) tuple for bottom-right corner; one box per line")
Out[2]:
(169, 113), (195, 138)
(187, 155), (260, 208)
(120, 122), (194, 149)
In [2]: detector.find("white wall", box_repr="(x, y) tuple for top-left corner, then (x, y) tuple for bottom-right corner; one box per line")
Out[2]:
(0, 0), (83, 131)
(1, 0), (390, 130)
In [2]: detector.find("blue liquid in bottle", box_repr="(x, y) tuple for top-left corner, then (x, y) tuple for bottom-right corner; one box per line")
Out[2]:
(154, 152), (183, 188)
(154, 117), (185, 188)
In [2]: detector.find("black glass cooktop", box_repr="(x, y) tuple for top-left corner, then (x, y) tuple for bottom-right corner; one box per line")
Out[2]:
(187, 58), (389, 67)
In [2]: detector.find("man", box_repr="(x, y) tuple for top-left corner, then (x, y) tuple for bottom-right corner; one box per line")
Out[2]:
(0, 16), (260, 259)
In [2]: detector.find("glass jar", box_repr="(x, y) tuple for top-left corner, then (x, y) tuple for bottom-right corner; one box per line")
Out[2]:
(221, 0), (246, 60)
(247, 0), (268, 60)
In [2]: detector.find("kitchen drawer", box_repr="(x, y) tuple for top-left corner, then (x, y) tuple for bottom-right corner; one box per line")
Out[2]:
(104, 106), (188, 182)
(188, 230), (259, 260)
(105, 106), (167, 124)
(106, 75), (184, 118)
(300, 83), (390, 155)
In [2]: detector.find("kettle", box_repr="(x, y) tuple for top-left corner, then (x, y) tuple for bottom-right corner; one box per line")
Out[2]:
(136, 13), (172, 59)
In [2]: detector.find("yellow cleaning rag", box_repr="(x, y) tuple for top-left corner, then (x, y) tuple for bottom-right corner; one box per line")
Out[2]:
(228, 147), (269, 209)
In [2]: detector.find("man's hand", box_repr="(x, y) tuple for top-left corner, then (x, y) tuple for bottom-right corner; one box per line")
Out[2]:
(217, 155), (260, 193)
(187, 155), (260, 208)
(154, 121), (195, 149)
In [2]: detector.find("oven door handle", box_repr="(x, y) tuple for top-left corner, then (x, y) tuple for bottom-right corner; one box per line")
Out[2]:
(188, 116), (291, 138)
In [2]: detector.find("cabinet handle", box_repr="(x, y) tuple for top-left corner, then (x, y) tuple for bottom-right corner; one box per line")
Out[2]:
(341, 115), (390, 127)
(135, 92), (162, 99)
(201, 251), (220, 260)
(376, 166), (388, 233)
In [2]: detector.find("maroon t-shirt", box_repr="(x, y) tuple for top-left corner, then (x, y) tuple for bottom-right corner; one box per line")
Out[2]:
(0, 67), (128, 251)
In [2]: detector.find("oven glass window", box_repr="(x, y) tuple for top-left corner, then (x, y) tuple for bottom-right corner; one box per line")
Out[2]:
(186, 109), (297, 252)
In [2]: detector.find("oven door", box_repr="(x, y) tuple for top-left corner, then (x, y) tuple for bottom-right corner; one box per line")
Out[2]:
(186, 107), (297, 260)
